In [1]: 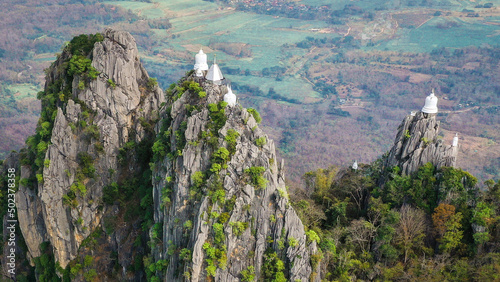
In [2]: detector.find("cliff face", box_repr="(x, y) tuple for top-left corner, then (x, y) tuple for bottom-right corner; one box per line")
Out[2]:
(2, 29), (318, 280)
(16, 28), (164, 268)
(151, 77), (319, 281)
(385, 112), (457, 175)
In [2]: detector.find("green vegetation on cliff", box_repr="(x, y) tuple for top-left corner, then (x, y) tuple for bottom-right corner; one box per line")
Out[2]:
(20, 33), (103, 177)
(291, 161), (500, 280)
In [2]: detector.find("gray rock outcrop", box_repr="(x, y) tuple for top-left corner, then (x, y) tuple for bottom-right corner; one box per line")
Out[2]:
(16, 28), (164, 268)
(152, 76), (319, 281)
(8, 29), (317, 280)
(385, 112), (457, 175)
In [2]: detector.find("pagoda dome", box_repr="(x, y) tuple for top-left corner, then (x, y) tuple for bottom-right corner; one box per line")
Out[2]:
(206, 56), (224, 84)
(352, 160), (358, 170)
(452, 133), (459, 147)
(194, 49), (209, 74)
(421, 89), (438, 114)
(224, 86), (237, 106)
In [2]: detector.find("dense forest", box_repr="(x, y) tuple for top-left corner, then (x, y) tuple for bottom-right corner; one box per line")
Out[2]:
(290, 161), (500, 280)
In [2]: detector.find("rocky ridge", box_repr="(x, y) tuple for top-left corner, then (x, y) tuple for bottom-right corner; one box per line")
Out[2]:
(151, 75), (319, 281)
(1, 29), (318, 281)
(16, 28), (164, 268)
(385, 111), (457, 175)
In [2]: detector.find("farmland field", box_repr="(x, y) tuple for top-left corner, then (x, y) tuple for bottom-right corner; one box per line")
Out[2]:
(104, 0), (338, 104)
(6, 84), (41, 100)
(379, 16), (500, 52)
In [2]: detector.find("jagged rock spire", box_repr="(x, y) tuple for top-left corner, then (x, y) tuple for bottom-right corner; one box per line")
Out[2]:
(385, 110), (457, 175)
(152, 74), (318, 281)
(15, 29), (165, 268)
(385, 89), (460, 175)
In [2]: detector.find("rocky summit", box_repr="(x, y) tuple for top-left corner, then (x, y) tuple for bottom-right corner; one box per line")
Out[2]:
(10, 28), (164, 277)
(151, 75), (319, 281)
(0, 29), (319, 281)
(385, 111), (457, 176)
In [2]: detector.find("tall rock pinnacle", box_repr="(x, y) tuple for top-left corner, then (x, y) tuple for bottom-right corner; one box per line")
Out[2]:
(151, 74), (319, 281)
(16, 29), (164, 268)
(385, 94), (457, 175)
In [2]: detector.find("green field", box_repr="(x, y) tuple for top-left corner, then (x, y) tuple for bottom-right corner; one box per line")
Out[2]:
(230, 74), (321, 102)
(376, 17), (500, 52)
(104, 0), (337, 102)
(410, 18), (500, 50)
(6, 84), (41, 100)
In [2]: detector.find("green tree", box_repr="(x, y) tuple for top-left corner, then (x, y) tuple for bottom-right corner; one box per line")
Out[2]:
(472, 201), (493, 248)
(247, 108), (262, 123)
(439, 212), (463, 254)
(432, 203), (456, 238)
(241, 266), (255, 282)
(261, 250), (286, 282)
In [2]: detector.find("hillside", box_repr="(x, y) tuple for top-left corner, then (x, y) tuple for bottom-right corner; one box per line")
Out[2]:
(1, 0), (499, 184)
(0, 30), (319, 281)
(0, 29), (499, 282)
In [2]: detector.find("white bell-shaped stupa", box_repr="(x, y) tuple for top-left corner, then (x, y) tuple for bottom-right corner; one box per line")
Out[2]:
(352, 160), (358, 170)
(421, 89), (438, 114)
(452, 133), (459, 147)
(206, 55), (224, 84)
(224, 85), (237, 107)
(195, 68), (203, 77)
(194, 49), (209, 76)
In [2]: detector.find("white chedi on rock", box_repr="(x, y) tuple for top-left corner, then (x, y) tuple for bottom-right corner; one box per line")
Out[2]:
(352, 160), (358, 170)
(452, 133), (459, 147)
(206, 56), (224, 83)
(224, 85), (237, 107)
(194, 49), (209, 77)
(422, 89), (438, 114)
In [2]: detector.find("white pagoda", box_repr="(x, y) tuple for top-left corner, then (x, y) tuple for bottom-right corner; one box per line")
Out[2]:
(422, 89), (438, 114)
(224, 85), (237, 106)
(194, 49), (209, 77)
(452, 133), (459, 147)
(206, 55), (224, 84)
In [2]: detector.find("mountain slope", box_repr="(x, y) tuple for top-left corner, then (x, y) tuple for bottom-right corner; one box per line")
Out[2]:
(1, 29), (319, 281)
(15, 29), (164, 271)
(150, 75), (319, 281)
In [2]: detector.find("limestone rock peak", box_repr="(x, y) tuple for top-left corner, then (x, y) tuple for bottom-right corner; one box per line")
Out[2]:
(151, 74), (319, 281)
(15, 29), (164, 268)
(385, 111), (457, 175)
